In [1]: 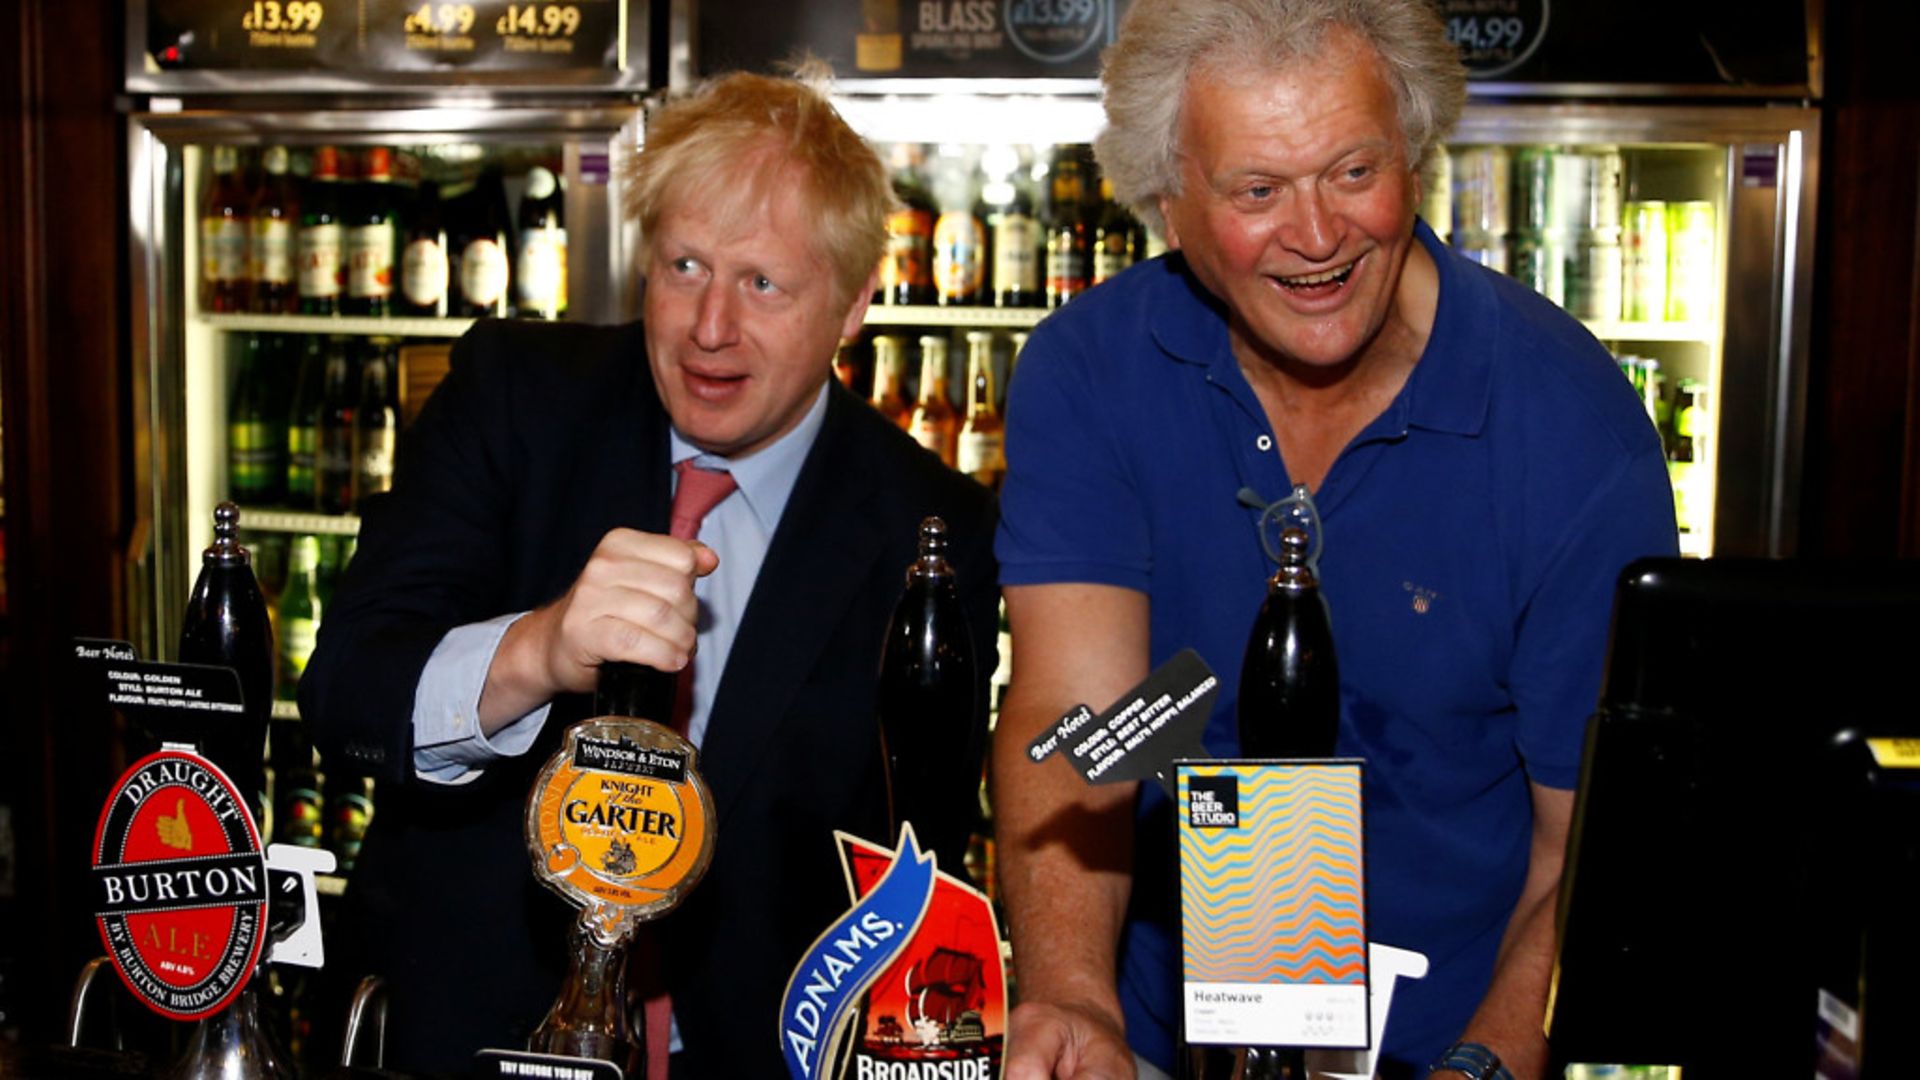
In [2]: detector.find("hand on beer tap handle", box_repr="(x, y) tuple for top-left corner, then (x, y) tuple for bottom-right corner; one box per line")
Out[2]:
(1005, 998), (1135, 1080)
(480, 527), (719, 732)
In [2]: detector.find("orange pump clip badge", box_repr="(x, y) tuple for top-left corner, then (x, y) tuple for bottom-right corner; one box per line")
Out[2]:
(528, 718), (716, 942)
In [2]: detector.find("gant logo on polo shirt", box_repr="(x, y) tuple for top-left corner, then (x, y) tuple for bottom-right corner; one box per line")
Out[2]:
(1402, 581), (1440, 615)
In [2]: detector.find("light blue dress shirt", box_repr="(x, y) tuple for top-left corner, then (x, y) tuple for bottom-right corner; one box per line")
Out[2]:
(409, 383), (831, 782)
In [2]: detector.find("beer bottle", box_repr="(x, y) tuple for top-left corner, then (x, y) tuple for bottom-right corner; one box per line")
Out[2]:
(343, 147), (397, 318)
(984, 148), (1040, 309)
(178, 502), (276, 825)
(278, 534), (323, 703)
(881, 144), (937, 306)
(201, 145), (251, 313)
(325, 773), (375, 873)
(1046, 147), (1093, 308)
(870, 334), (912, 430)
(298, 146), (345, 316)
(352, 338), (399, 509)
(909, 334), (958, 467)
(315, 337), (358, 515)
(285, 334), (324, 508)
(514, 165), (568, 320)
(1092, 176), (1143, 286)
(933, 161), (986, 307)
(876, 516), (980, 865)
(230, 332), (288, 505)
(452, 167), (512, 319)
(250, 145), (300, 314)
(400, 180), (451, 317)
(956, 331), (1005, 490)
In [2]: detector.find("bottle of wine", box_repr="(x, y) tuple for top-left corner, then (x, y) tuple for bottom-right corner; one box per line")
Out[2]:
(869, 334), (912, 430)
(875, 516), (979, 864)
(1045, 147), (1093, 308)
(453, 167), (513, 319)
(277, 534), (323, 703)
(343, 147), (397, 318)
(400, 179), (451, 318)
(909, 334), (958, 467)
(229, 332), (288, 506)
(249, 145), (299, 314)
(984, 147), (1040, 309)
(284, 334), (325, 508)
(514, 164), (568, 320)
(298, 146), (345, 316)
(956, 331), (1005, 490)
(315, 337), (358, 515)
(201, 145), (251, 314)
(351, 338), (399, 510)
(178, 502), (276, 825)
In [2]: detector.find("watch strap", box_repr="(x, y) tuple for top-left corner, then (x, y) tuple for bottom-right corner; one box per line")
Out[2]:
(1429, 1041), (1514, 1080)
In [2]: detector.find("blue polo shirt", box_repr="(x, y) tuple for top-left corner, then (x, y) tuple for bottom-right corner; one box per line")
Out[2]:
(996, 219), (1677, 1072)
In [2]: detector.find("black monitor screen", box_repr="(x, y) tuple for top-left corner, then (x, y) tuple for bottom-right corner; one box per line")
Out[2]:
(1547, 557), (1920, 1077)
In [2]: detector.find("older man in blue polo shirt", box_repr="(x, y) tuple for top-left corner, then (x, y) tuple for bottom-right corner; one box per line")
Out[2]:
(991, 2), (1677, 1079)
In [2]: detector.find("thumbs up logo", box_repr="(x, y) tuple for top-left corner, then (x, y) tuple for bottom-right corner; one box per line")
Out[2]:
(156, 797), (194, 851)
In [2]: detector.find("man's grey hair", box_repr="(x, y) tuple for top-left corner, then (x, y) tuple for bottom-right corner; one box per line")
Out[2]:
(1094, 0), (1467, 235)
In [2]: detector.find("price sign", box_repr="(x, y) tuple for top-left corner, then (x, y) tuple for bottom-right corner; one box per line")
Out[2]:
(143, 0), (625, 76)
(1438, 0), (1548, 79)
(1004, 0), (1106, 64)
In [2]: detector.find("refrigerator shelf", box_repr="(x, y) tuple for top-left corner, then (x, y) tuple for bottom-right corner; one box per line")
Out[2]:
(864, 306), (1048, 330)
(238, 507), (361, 536)
(1582, 319), (1716, 344)
(202, 313), (477, 339)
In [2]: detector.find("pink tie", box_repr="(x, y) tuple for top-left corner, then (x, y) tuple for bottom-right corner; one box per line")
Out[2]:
(644, 460), (737, 1080)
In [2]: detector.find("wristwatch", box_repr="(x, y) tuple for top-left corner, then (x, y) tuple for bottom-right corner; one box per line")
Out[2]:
(1428, 1041), (1514, 1080)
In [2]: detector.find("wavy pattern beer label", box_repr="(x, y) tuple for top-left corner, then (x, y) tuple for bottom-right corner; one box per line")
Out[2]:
(91, 749), (268, 1020)
(528, 718), (715, 938)
(1177, 761), (1370, 1049)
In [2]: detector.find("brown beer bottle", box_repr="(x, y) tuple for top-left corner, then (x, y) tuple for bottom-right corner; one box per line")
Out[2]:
(909, 334), (959, 467)
(1045, 147), (1093, 308)
(881, 144), (937, 305)
(876, 517), (980, 864)
(298, 146), (345, 316)
(249, 145), (299, 314)
(1092, 176), (1144, 286)
(956, 331), (1005, 490)
(202, 145), (251, 313)
(870, 334), (912, 430)
(342, 147), (397, 318)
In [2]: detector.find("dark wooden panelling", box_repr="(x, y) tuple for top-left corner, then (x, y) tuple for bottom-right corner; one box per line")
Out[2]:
(1, 0), (133, 1047)
(1805, 1), (1920, 556)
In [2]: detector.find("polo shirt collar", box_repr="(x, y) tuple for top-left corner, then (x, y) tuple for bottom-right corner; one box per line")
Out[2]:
(1146, 217), (1493, 439)
(669, 381), (829, 537)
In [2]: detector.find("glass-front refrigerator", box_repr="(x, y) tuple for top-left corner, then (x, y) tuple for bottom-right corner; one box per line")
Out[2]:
(123, 2), (652, 1059)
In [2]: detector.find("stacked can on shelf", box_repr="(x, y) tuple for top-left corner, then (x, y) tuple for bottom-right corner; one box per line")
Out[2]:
(1567, 147), (1625, 322)
(1449, 145), (1509, 272)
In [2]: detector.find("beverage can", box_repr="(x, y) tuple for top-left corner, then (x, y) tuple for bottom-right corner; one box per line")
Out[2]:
(1450, 145), (1510, 238)
(1583, 147), (1625, 231)
(1512, 146), (1556, 233)
(1550, 150), (1593, 233)
(1566, 230), (1624, 322)
(1419, 146), (1452, 242)
(1510, 230), (1567, 306)
(1623, 201), (1669, 322)
(1666, 200), (1716, 323)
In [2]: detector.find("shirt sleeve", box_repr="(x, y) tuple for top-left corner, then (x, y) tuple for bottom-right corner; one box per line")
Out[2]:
(411, 611), (553, 784)
(1510, 444), (1679, 790)
(994, 322), (1153, 592)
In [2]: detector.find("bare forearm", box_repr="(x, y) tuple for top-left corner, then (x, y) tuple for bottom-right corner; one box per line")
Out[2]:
(1453, 883), (1557, 1079)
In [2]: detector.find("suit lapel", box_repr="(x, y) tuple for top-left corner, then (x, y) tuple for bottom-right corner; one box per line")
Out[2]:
(699, 386), (887, 818)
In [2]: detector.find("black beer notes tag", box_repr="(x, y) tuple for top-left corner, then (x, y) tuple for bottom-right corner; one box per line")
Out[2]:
(1026, 648), (1220, 793)
(72, 638), (247, 744)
